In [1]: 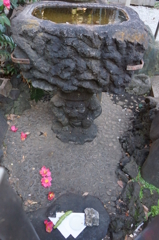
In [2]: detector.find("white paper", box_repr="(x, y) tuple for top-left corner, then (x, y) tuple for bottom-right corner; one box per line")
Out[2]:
(64, 213), (86, 238)
(49, 212), (86, 239)
(49, 213), (70, 238)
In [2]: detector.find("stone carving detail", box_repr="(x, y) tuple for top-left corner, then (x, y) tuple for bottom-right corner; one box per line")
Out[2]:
(11, 2), (148, 95)
(11, 2), (148, 143)
(51, 91), (101, 128)
(51, 90), (102, 143)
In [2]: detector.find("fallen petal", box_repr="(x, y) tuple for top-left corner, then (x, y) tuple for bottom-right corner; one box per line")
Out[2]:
(82, 192), (89, 196)
(44, 220), (48, 225)
(25, 132), (30, 135)
(117, 180), (124, 188)
(44, 220), (53, 233)
(39, 166), (51, 177)
(21, 132), (27, 141)
(41, 177), (52, 188)
(48, 192), (55, 201)
(43, 132), (47, 137)
(11, 126), (18, 132)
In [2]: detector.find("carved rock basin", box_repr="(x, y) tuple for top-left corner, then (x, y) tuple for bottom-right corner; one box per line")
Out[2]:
(11, 2), (148, 143)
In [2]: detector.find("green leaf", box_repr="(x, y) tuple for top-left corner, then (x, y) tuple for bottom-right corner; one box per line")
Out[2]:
(11, 0), (18, 8)
(0, 4), (4, 12)
(0, 16), (4, 25)
(0, 14), (10, 26)
(0, 0), (3, 7)
(0, 23), (6, 33)
(0, 49), (11, 60)
(30, 87), (44, 102)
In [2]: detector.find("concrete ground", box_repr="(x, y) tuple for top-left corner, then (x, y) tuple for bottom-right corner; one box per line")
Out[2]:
(1, 93), (135, 215)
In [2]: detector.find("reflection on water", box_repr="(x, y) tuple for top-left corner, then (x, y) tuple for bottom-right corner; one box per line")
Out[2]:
(33, 7), (128, 25)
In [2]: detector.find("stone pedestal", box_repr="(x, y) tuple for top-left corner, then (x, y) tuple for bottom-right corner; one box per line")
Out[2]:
(51, 90), (102, 144)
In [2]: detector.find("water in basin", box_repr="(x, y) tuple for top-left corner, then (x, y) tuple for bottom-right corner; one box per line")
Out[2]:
(33, 7), (128, 25)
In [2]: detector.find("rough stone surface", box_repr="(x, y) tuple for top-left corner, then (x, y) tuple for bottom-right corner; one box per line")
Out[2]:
(51, 92), (102, 143)
(150, 111), (159, 142)
(121, 182), (145, 223)
(9, 89), (20, 100)
(125, 74), (151, 96)
(142, 138), (159, 188)
(155, 42), (159, 76)
(0, 81), (31, 116)
(123, 157), (139, 179)
(28, 193), (110, 240)
(11, 2), (148, 95)
(0, 79), (12, 97)
(151, 76), (159, 98)
(10, 74), (22, 88)
(142, 188), (159, 210)
(135, 148), (149, 167)
(1, 93), (132, 214)
(138, 25), (159, 76)
(84, 208), (99, 226)
(13, 94), (31, 115)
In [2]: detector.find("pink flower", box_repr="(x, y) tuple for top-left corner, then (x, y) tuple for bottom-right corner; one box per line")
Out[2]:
(41, 177), (52, 188)
(21, 132), (27, 141)
(3, 0), (10, 9)
(10, 126), (18, 132)
(48, 192), (55, 201)
(39, 166), (51, 177)
(44, 220), (54, 233)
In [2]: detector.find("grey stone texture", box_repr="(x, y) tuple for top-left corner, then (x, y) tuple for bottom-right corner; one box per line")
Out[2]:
(10, 74), (22, 88)
(150, 111), (159, 142)
(51, 92), (102, 143)
(1, 93), (132, 214)
(125, 74), (151, 96)
(84, 208), (99, 226)
(151, 75), (159, 98)
(121, 181), (145, 223)
(11, 2), (148, 95)
(142, 138), (159, 188)
(0, 75), (31, 116)
(155, 42), (159, 76)
(9, 89), (20, 100)
(138, 25), (159, 77)
(0, 78), (12, 97)
(123, 157), (139, 179)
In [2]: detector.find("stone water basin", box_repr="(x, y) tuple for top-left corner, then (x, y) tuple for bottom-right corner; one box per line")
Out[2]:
(11, 2), (148, 143)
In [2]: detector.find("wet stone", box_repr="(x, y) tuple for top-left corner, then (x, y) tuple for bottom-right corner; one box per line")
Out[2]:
(84, 208), (99, 227)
